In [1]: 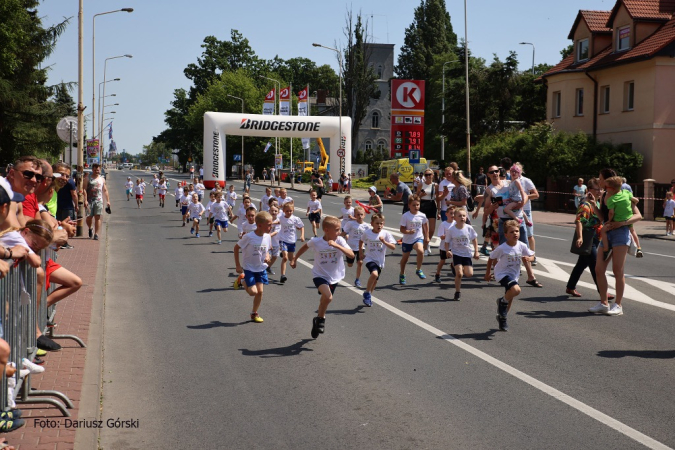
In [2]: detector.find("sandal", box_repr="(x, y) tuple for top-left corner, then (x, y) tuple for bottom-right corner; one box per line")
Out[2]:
(526, 279), (543, 288)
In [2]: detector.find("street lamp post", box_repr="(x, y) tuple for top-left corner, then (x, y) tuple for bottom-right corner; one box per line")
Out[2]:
(100, 54), (131, 143)
(227, 95), (245, 180)
(441, 60), (460, 161)
(92, 8), (133, 140)
(97, 78), (119, 132)
(259, 75), (281, 180)
(464, 0), (472, 178)
(312, 43), (343, 177)
(519, 42), (535, 75)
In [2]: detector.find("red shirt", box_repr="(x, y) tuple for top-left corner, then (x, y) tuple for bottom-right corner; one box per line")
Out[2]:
(22, 193), (39, 219)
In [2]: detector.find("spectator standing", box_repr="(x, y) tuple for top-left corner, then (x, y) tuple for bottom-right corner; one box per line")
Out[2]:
(270, 166), (276, 186)
(519, 164), (539, 265)
(84, 163), (110, 241)
(437, 167), (455, 222)
(574, 178), (587, 209)
(262, 168), (268, 181)
(199, 166), (204, 181)
(386, 172), (412, 214)
(474, 167), (487, 197)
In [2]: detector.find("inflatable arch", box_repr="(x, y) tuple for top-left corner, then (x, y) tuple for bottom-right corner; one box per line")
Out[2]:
(203, 112), (352, 189)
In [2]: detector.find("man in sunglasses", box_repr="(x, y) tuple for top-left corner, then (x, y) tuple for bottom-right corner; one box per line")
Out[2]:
(84, 163), (110, 240)
(4, 155), (43, 228)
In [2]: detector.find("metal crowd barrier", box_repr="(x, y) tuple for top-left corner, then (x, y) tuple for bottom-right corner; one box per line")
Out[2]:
(0, 249), (86, 416)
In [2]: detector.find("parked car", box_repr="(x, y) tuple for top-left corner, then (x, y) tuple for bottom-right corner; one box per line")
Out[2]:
(151, 165), (159, 171)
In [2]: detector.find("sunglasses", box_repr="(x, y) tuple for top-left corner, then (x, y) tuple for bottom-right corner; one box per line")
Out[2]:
(488, 170), (500, 175)
(21, 170), (44, 182)
(424, 174), (433, 177)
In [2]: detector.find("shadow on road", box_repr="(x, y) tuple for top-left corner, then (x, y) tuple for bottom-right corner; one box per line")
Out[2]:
(597, 349), (675, 359)
(517, 310), (593, 319)
(239, 339), (314, 358)
(402, 296), (450, 304)
(437, 330), (499, 341)
(326, 305), (366, 315)
(187, 320), (249, 329)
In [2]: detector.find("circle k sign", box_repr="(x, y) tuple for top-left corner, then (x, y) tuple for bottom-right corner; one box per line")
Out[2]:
(395, 81), (423, 108)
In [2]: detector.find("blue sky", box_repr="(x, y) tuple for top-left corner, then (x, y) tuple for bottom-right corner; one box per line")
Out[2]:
(39, 0), (614, 156)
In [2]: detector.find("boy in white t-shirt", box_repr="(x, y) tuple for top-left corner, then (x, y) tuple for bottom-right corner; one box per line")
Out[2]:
(158, 177), (168, 208)
(210, 192), (231, 244)
(266, 205), (281, 274)
(152, 174), (159, 197)
(359, 213), (397, 307)
(187, 193), (205, 237)
(342, 206), (370, 287)
(174, 183), (183, 208)
(278, 188), (293, 207)
(133, 179), (144, 209)
(226, 185), (237, 210)
(233, 211), (273, 323)
(340, 196), (355, 230)
(306, 189), (323, 238)
(278, 201), (304, 283)
(179, 187), (190, 226)
(205, 191), (216, 237)
(434, 204), (456, 283)
(399, 195), (429, 284)
(125, 177), (134, 201)
(232, 196), (255, 229)
(444, 207), (479, 301)
(239, 207), (258, 238)
(193, 180), (205, 202)
(291, 216), (354, 338)
(260, 187), (272, 212)
(485, 219), (535, 331)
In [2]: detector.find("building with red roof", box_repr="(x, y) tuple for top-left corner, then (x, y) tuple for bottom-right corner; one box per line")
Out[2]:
(542, 0), (675, 183)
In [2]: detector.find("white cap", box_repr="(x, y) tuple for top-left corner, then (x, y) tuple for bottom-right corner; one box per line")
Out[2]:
(368, 186), (377, 193)
(0, 176), (25, 203)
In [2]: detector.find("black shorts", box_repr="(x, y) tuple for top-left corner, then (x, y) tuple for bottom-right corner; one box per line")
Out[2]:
(419, 200), (437, 219)
(308, 212), (321, 224)
(439, 250), (449, 260)
(313, 277), (337, 295)
(209, 217), (215, 224)
(365, 261), (382, 279)
(499, 276), (518, 292)
(452, 255), (473, 267)
(346, 251), (361, 265)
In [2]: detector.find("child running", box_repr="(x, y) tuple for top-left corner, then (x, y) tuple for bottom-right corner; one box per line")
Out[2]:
(227, 184), (237, 211)
(266, 204), (281, 274)
(306, 189), (323, 237)
(399, 195), (429, 284)
(260, 187), (272, 212)
(210, 191), (231, 244)
(125, 176), (133, 201)
(205, 191), (216, 236)
(194, 179), (205, 202)
(239, 206), (258, 238)
(484, 219), (535, 331)
(175, 182), (183, 208)
(152, 174), (159, 197)
(278, 188), (293, 207)
(134, 179), (144, 208)
(188, 193), (205, 237)
(180, 186), (190, 226)
(340, 196), (355, 230)
(157, 177), (167, 207)
(233, 211), (273, 323)
(342, 206), (370, 287)
(444, 207), (479, 301)
(232, 196), (255, 229)
(278, 201), (304, 283)
(434, 204), (457, 282)
(290, 216), (354, 338)
(359, 213), (397, 306)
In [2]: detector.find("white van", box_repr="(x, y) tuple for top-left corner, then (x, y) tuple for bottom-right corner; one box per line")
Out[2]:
(122, 163), (133, 169)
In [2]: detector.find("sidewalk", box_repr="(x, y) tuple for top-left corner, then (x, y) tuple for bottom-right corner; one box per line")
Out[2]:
(252, 179), (673, 241)
(9, 232), (104, 450)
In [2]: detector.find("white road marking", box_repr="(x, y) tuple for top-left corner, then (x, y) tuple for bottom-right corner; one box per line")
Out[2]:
(291, 256), (672, 450)
(533, 234), (567, 241)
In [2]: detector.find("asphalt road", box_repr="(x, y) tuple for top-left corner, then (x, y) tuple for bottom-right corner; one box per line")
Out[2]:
(99, 170), (675, 450)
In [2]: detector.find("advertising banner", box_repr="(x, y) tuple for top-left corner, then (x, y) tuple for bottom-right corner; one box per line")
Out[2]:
(279, 86), (291, 116)
(274, 154), (283, 170)
(390, 80), (425, 158)
(262, 89), (275, 115)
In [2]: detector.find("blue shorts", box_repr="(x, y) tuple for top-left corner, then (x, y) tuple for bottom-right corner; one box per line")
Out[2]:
(313, 277), (337, 295)
(499, 275), (518, 292)
(243, 269), (268, 287)
(452, 254), (473, 267)
(523, 210), (534, 238)
(606, 225), (631, 248)
(401, 238), (423, 254)
(181, 206), (188, 215)
(126, 188), (132, 195)
(365, 261), (382, 279)
(280, 241), (296, 253)
(440, 210), (448, 222)
(214, 219), (228, 229)
(346, 251), (360, 265)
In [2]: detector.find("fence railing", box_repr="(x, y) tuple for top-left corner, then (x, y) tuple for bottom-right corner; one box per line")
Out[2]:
(1, 249), (85, 416)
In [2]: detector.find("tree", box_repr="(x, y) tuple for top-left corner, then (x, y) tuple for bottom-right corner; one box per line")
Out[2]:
(0, 0), (70, 163)
(560, 44), (574, 60)
(343, 11), (380, 151)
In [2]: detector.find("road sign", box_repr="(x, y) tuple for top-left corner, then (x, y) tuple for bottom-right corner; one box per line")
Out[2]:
(409, 150), (420, 164)
(233, 154), (242, 161)
(337, 148), (345, 158)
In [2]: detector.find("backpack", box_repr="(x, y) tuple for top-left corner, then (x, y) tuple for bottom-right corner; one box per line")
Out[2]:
(466, 193), (475, 212)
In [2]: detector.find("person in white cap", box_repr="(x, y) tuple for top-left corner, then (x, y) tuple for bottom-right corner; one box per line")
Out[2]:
(368, 186), (383, 214)
(125, 176), (134, 201)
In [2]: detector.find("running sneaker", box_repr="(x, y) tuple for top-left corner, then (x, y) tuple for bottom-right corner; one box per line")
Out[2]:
(0, 409), (22, 420)
(233, 273), (244, 290)
(362, 292), (372, 307)
(496, 297), (508, 318)
(316, 317), (325, 333)
(280, 275), (287, 284)
(22, 358), (45, 374)
(217, 240), (222, 245)
(454, 291), (461, 301)
(434, 274), (441, 283)
(0, 417), (25, 433)
(424, 249), (431, 257)
(311, 317), (321, 338)
(182, 223), (186, 227)
(190, 228), (194, 235)
(250, 312), (264, 323)
(588, 302), (610, 314)
(93, 234), (99, 240)
(61, 243), (74, 249)
(208, 232), (213, 237)
(415, 269), (426, 279)
(88, 228), (93, 238)
(195, 233), (200, 238)
(605, 303), (623, 316)
(497, 315), (509, 331)
(399, 274), (406, 285)
(35, 349), (47, 357)
(531, 257), (538, 267)
(266, 267), (275, 275)
(36, 335), (61, 352)
(354, 278), (362, 288)
(480, 246), (491, 256)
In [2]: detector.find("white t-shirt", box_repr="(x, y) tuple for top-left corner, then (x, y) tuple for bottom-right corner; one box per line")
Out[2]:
(269, 220), (281, 246)
(438, 179), (455, 211)
(279, 215), (304, 243)
(199, 168), (204, 177)
(307, 199), (322, 213)
(0, 231), (34, 254)
(237, 232), (271, 272)
(361, 229), (396, 268)
(194, 183), (205, 195)
(444, 225), (478, 258)
(188, 202), (205, 219)
(340, 206), (354, 228)
(205, 201), (214, 213)
(158, 183), (167, 195)
(436, 220), (456, 238)
(133, 185), (144, 195)
(174, 186), (183, 197)
(343, 221), (371, 250)
(227, 191), (237, 207)
(490, 182), (522, 220)
(400, 211), (429, 244)
(520, 176), (536, 211)
(664, 199), (675, 217)
(139, 182), (146, 194)
(279, 196), (293, 207)
(210, 202), (229, 221)
(152, 178), (159, 187)
(180, 195), (190, 206)
(489, 241), (535, 282)
(125, 180), (133, 190)
(240, 221), (257, 234)
(306, 236), (348, 284)
(260, 195), (271, 212)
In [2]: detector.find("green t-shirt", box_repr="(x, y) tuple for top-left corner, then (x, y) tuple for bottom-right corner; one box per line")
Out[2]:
(606, 189), (633, 223)
(47, 191), (58, 216)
